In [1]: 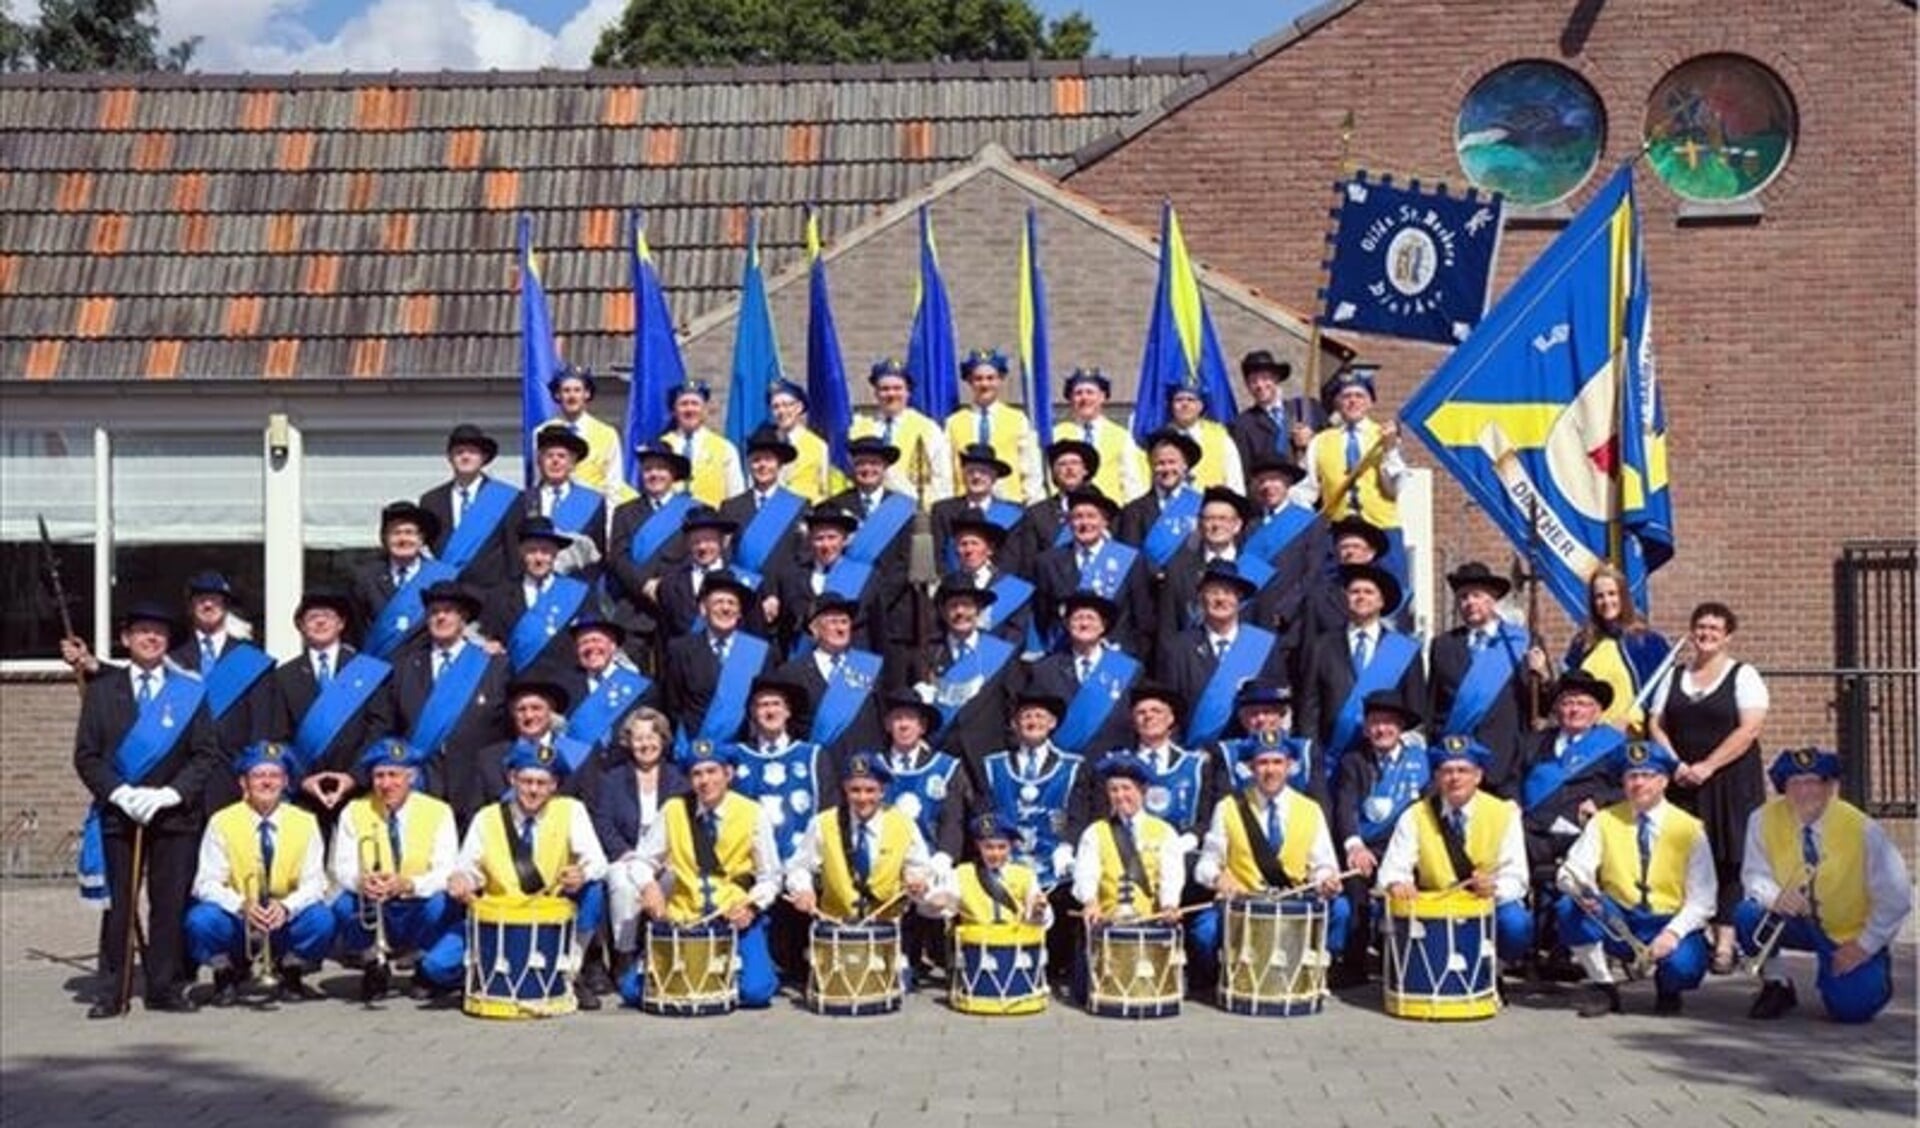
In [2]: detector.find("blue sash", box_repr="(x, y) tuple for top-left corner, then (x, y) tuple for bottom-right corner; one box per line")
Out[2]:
(1443, 622), (1531, 736)
(1358, 746), (1430, 843)
(1052, 517), (1072, 549)
(1053, 648), (1142, 753)
(845, 494), (915, 564)
(1522, 727), (1626, 812)
(548, 482), (601, 535)
(439, 477), (518, 573)
(1242, 504), (1315, 565)
(406, 645), (491, 756)
(627, 493), (693, 566)
(1077, 540), (1139, 600)
(930, 635), (1017, 734)
(939, 498), (1024, 573)
(80, 671), (208, 904)
(734, 488), (805, 573)
(1141, 489), (1202, 568)
(204, 643), (272, 721)
(979, 574), (1034, 633)
(363, 559), (458, 659)
(1187, 626), (1279, 747)
(292, 653), (392, 772)
(507, 576), (590, 673)
(567, 665), (653, 750)
(696, 633), (772, 743)
(1326, 632), (1420, 772)
(821, 557), (877, 602)
(811, 649), (883, 749)
(551, 733), (595, 775)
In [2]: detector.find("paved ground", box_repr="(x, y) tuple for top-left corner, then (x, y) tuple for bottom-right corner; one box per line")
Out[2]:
(0, 884), (1912, 1128)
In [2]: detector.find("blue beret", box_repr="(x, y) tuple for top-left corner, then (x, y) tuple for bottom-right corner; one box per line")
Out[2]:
(1093, 753), (1150, 785)
(842, 751), (894, 786)
(234, 740), (295, 777)
(669, 379), (713, 402)
(1323, 363), (1379, 402)
(359, 736), (430, 772)
(503, 737), (569, 779)
(969, 812), (1018, 841)
(961, 348), (1009, 376)
(1236, 729), (1303, 764)
(1062, 367), (1110, 395)
(547, 365), (596, 398)
(683, 739), (734, 770)
(868, 358), (911, 385)
(1769, 746), (1842, 792)
(768, 379), (810, 409)
(1614, 740), (1680, 779)
(1429, 734), (1493, 772)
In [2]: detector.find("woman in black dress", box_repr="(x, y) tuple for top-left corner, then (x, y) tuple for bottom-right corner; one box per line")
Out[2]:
(1648, 602), (1769, 973)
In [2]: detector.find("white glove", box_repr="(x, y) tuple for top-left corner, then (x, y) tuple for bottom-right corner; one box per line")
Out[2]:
(1051, 844), (1075, 879)
(928, 852), (955, 879)
(108, 785), (141, 820)
(148, 787), (183, 816)
(123, 788), (158, 825)
(1174, 833), (1199, 855)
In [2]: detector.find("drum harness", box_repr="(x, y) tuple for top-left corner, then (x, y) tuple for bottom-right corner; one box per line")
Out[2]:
(836, 809), (881, 918)
(685, 795), (755, 903)
(1109, 816), (1155, 909)
(1231, 791), (1298, 892)
(1431, 795), (1478, 887)
(500, 800), (548, 896)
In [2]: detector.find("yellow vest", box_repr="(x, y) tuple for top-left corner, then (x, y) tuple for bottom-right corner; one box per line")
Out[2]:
(954, 862), (1046, 944)
(474, 797), (581, 900)
(663, 426), (741, 508)
(1092, 814), (1175, 916)
(852, 409), (945, 500)
(343, 793), (452, 883)
(1759, 797), (1871, 944)
(1576, 637), (1643, 732)
(816, 807), (915, 921)
(1594, 801), (1702, 915)
(1309, 417), (1399, 527)
(1184, 420), (1239, 491)
(210, 802), (321, 900)
(662, 791), (759, 923)
(782, 426), (843, 503)
(1220, 788), (1323, 893)
(544, 411), (632, 504)
(945, 402), (1033, 500)
(1054, 417), (1145, 503)
(1412, 792), (1513, 890)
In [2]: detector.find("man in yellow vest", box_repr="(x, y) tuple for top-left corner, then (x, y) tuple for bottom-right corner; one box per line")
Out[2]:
(1378, 735), (1534, 964)
(944, 349), (1043, 503)
(446, 739), (611, 1009)
(542, 366), (629, 501)
(768, 379), (842, 503)
(329, 736), (462, 1002)
(1053, 368), (1146, 503)
(786, 752), (937, 927)
(1069, 754), (1187, 1004)
(1738, 747), (1912, 1023)
(1556, 740), (1714, 1018)
(1165, 381), (1244, 493)
(850, 358), (953, 502)
(621, 741), (783, 1008)
(660, 379), (745, 507)
(1290, 364), (1411, 582)
(185, 741), (336, 1005)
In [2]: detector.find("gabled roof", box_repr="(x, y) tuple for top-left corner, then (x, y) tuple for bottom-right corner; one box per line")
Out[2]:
(0, 57), (1226, 382)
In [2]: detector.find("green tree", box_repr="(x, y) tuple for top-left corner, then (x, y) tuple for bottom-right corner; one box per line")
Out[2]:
(25, 0), (198, 72)
(591, 0), (1096, 68)
(0, 2), (29, 71)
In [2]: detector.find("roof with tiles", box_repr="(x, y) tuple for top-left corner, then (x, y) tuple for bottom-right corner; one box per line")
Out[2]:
(0, 58), (1232, 383)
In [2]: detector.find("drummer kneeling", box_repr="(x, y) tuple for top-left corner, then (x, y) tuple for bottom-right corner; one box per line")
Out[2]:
(1070, 754), (1188, 1000)
(785, 753), (940, 972)
(1557, 741), (1714, 1018)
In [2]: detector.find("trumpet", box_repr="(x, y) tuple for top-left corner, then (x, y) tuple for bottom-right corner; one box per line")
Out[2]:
(1557, 864), (1654, 979)
(1744, 863), (1816, 978)
(357, 831), (392, 973)
(242, 870), (280, 991)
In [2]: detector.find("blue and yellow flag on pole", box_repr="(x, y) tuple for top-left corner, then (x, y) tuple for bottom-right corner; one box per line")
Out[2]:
(726, 213), (781, 452)
(906, 206), (959, 422)
(517, 214), (560, 486)
(1132, 200), (1236, 443)
(623, 209), (684, 487)
(1017, 206), (1055, 447)
(805, 208), (854, 474)
(1401, 165), (1674, 620)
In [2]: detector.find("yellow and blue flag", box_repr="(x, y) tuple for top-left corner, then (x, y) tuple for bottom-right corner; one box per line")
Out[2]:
(623, 209), (684, 486)
(1017, 206), (1055, 446)
(726, 213), (781, 452)
(1132, 200), (1236, 443)
(906, 206), (959, 421)
(1401, 165), (1674, 620)
(517, 214), (560, 485)
(805, 208), (854, 473)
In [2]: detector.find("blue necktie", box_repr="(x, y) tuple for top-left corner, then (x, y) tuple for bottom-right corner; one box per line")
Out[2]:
(257, 818), (276, 899)
(683, 430), (698, 463)
(1343, 424), (1363, 513)
(1802, 825), (1820, 921)
(854, 823), (872, 883)
(1351, 630), (1371, 675)
(712, 636), (728, 664)
(1075, 654), (1092, 683)
(828, 652), (845, 680)
(1265, 799), (1282, 856)
(435, 649), (452, 680)
(387, 811), (404, 871)
(136, 672), (155, 706)
(881, 418), (895, 446)
(455, 483), (471, 525)
(699, 811), (718, 913)
(1635, 813), (1653, 909)
(315, 651), (332, 686)
(1082, 422), (1096, 446)
(976, 407), (992, 447)
(200, 636), (218, 671)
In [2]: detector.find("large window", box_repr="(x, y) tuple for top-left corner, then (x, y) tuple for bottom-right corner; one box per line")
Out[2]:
(1455, 61), (1606, 207)
(0, 428), (97, 659)
(1645, 55), (1796, 202)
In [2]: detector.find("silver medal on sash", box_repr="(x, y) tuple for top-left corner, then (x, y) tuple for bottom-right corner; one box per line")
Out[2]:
(1019, 783), (1040, 803)
(1363, 796), (1392, 823)
(1145, 786), (1171, 813)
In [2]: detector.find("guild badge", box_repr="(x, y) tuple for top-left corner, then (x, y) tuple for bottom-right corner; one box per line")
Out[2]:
(925, 775), (947, 801)
(1019, 783), (1040, 804)
(1145, 786), (1171, 814)
(1363, 797), (1392, 823)
(763, 762), (788, 787)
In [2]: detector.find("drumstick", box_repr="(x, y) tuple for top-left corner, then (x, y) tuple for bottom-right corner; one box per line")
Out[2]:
(853, 890), (907, 926)
(1264, 867), (1364, 900)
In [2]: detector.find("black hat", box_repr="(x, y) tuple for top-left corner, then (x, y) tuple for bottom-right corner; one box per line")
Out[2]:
(956, 443), (1012, 479)
(947, 516), (1008, 548)
(1013, 691), (1066, 719)
(515, 515), (574, 548)
(1195, 558), (1259, 599)
(743, 425), (798, 464)
(1057, 591), (1118, 628)
(1445, 561), (1512, 600)
(1337, 562), (1403, 613)
(1233, 679), (1291, 710)
(682, 507), (740, 537)
(506, 678), (570, 713)
(1045, 438), (1102, 478)
(116, 599), (183, 639)
(567, 611), (628, 644)
(1200, 485), (1252, 522)
(292, 588), (353, 625)
(698, 572), (757, 605)
(185, 572), (236, 601)
(1246, 453), (1307, 486)
(547, 366), (597, 399)
(846, 435), (901, 466)
(632, 440), (692, 480)
(934, 576), (997, 608)
(1552, 670), (1616, 711)
(1062, 486), (1119, 523)
(420, 580), (483, 620)
(805, 504), (861, 534)
(1361, 690), (1422, 727)
(881, 690), (941, 733)
(1328, 515), (1390, 558)
(379, 500), (441, 545)
(1143, 427), (1203, 468)
(806, 593), (862, 623)
(534, 422), (591, 461)
(747, 675), (806, 714)
(445, 423), (500, 464)
(1240, 350), (1292, 380)
(1128, 681), (1185, 719)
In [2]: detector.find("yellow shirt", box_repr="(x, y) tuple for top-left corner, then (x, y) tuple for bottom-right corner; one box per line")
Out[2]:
(816, 807), (915, 921)
(851, 409), (952, 502)
(1052, 417), (1145, 504)
(473, 798), (581, 900)
(945, 402), (1040, 502)
(781, 426), (844, 503)
(342, 793), (453, 883)
(662, 426), (744, 508)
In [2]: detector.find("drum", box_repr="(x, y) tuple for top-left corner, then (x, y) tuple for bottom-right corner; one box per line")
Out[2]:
(1085, 922), (1183, 1019)
(808, 920), (903, 1016)
(463, 895), (577, 1019)
(1382, 890), (1499, 1020)
(949, 923), (1047, 1016)
(1220, 895), (1330, 1017)
(643, 919), (738, 1017)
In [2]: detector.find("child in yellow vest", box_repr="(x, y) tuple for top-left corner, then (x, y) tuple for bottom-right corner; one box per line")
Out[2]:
(925, 812), (1054, 1012)
(661, 379), (746, 507)
(768, 380), (844, 503)
(185, 741), (336, 1005)
(1737, 747), (1912, 1024)
(1556, 740), (1714, 1017)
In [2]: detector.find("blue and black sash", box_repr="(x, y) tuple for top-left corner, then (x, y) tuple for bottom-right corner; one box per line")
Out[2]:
(980, 574), (1034, 633)
(822, 557), (877, 602)
(548, 482), (601, 536)
(440, 478), (518, 573)
(507, 576), (590, 673)
(1242, 505), (1315, 565)
(812, 649), (883, 749)
(79, 671), (209, 904)
(1443, 622), (1530, 736)
(568, 665), (653, 751)
(939, 498), (1024, 573)
(406, 645), (491, 756)
(627, 493), (694, 566)
(1522, 727), (1626, 812)
(734, 489), (806, 574)
(696, 633), (772, 743)
(931, 635), (1017, 733)
(1077, 540), (1140, 600)
(1358, 747), (1430, 844)
(1141, 489), (1202, 569)
(293, 653), (392, 771)
(1054, 649), (1142, 753)
(363, 559), (458, 659)
(1187, 625), (1279, 747)
(1326, 632), (1420, 770)
(845, 494), (915, 564)
(204, 643), (273, 721)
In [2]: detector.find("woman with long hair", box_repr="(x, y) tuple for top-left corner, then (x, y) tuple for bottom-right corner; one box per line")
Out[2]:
(1561, 565), (1672, 733)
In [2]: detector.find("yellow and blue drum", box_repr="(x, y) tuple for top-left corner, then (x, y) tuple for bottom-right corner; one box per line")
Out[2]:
(1086, 921), (1183, 1019)
(1220, 895), (1330, 1017)
(464, 895), (578, 1019)
(950, 922), (1048, 1016)
(1382, 890), (1499, 1020)
(808, 920), (903, 1016)
(644, 919), (738, 1017)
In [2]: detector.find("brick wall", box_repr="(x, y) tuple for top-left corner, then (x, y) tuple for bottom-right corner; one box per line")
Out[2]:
(0, 677), (88, 871)
(1066, 0), (1918, 750)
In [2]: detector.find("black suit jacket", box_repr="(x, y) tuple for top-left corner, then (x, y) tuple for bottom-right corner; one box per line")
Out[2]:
(1019, 651), (1135, 759)
(930, 495), (1033, 578)
(517, 485), (607, 560)
(1228, 406), (1299, 472)
(265, 647), (396, 777)
(1518, 727), (1624, 867)
(718, 489), (806, 573)
(348, 556), (436, 661)
(1032, 540), (1157, 658)
(660, 630), (776, 743)
(73, 664), (224, 838)
(1115, 491), (1166, 555)
(479, 578), (578, 682)
(773, 651), (886, 765)
(1156, 545), (1288, 636)
(1427, 627), (1539, 799)
(1016, 494), (1073, 572)
(654, 562), (771, 642)
(421, 477), (517, 590)
(1331, 744), (1414, 853)
(168, 636), (272, 811)
(604, 494), (689, 642)
(392, 644), (510, 811)
(766, 558), (889, 659)
(825, 487), (915, 647)
(1154, 625), (1290, 740)
(911, 638), (1019, 778)
(1294, 626), (1427, 770)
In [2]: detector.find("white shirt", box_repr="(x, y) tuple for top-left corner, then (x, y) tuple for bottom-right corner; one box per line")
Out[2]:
(1071, 814), (1185, 912)
(450, 473), (487, 525)
(1740, 803), (1913, 956)
(1196, 788), (1337, 889)
(1648, 661), (1770, 716)
(1348, 622), (1380, 658)
(452, 798), (609, 890)
(429, 639), (467, 678)
(195, 631), (228, 662)
(784, 808), (933, 900)
(541, 482), (570, 516)
(522, 575), (552, 608)
(1201, 544), (1238, 565)
(307, 644), (342, 682)
(1205, 625), (1239, 655)
(1013, 742), (1055, 780)
(128, 662), (167, 699)
(327, 795), (460, 899)
(628, 796), (783, 910)
(812, 646), (851, 683)
(1375, 794), (1530, 905)
(1560, 799), (1716, 938)
(192, 803), (328, 916)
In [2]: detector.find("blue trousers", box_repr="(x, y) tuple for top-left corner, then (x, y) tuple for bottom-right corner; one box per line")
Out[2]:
(332, 892), (464, 987)
(1492, 900), (1534, 964)
(1733, 899), (1894, 1024)
(1187, 896), (1352, 990)
(618, 913), (777, 1010)
(417, 881), (606, 989)
(1555, 896), (1708, 993)
(185, 899), (336, 970)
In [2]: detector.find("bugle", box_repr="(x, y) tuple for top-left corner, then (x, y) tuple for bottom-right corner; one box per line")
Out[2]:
(242, 870), (280, 991)
(1743, 863), (1816, 978)
(1556, 863), (1654, 979)
(357, 830), (392, 972)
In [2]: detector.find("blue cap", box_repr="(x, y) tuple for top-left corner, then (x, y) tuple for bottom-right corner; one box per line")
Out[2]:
(868, 357), (911, 385)
(683, 739), (733, 769)
(359, 736), (429, 772)
(1094, 752), (1150, 785)
(234, 740), (294, 777)
(1769, 746), (1842, 792)
(669, 379), (713, 403)
(1236, 729), (1301, 764)
(1062, 367), (1110, 395)
(961, 348), (1009, 376)
(842, 751), (894, 786)
(768, 379), (809, 409)
(503, 737), (569, 779)
(970, 812), (1018, 841)
(547, 365), (596, 399)
(1322, 363), (1378, 405)
(1614, 740), (1680, 780)
(186, 572), (235, 599)
(1429, 734), (1493, 772)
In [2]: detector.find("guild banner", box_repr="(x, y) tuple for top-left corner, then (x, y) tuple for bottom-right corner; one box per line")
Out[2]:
(1318, 172), (1504, 346)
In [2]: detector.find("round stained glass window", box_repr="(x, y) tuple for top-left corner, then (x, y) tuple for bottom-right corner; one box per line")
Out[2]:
(1455, 61), (1605, 207)
(1645, 55), (1796, 202)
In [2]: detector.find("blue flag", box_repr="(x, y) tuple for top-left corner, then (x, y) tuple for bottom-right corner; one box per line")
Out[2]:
(906, 206), (958, 422)
(1018, 207), (1055, 450)
(1132, 200), (1236, 443)
(517, 215), (560, 486)
(805, 208), (854, 474)
(1401, 165), (1674, 620)
(624, 210), (684, 487)
(1318, 171), (1505, 345)
(726, 214), (781, 452)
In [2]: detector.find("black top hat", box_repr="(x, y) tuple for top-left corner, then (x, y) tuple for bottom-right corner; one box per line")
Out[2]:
(1057, 591), (1118, 627)
(1246, 453), (1307, 486)
(292, 588), (354, 625)
(947, 515), (1008, 548)
(445, 423), (500, 464)
(1361, 690), (1422, 727)
(743, 425), (798, 464)
(1195, 558), (1260, 599)
(1142, 427), (1203, 468)
(1445, 561), (1512, 600)
(934, 577), (997, 607)
(1552, 670), (1616, 711)
(420, 580), (484, 620)
(1045, 438), (1102, 478)
(533, 423), (590, 461)
(1062, 486), (1119, 523)
(116, 599), (183, 640)
(1337, 562), (1403, 614)
(845, 435), (902, 465)
(682, 507), (740, 537)
(1327, 515), (1390, 558)
(956, 443), (1013, 479)
(631, 440), (693, 481)
(1128, 681), (1186, 719)
(697, 572), (757, 605)
(515, 515), (574, 547)
(805, 504), (861, 534)
(746, 675), (806, 714)
(379, 500), (442, 545)
(1240, 350), (1292, 380)
(506, 678), (571, 713)
(1200, 486), (1252, 522)
(880, 691), (942, 733)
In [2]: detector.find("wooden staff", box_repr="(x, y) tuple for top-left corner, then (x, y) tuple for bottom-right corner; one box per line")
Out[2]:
(38, 514), (86, 699)
(114, 825), (146, 1017)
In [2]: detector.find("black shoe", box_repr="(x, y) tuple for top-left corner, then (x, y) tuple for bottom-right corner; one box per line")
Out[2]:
(575, 980), (602, 1011)
(405, 974), (436, 1001)
(85, 994), (126, 1019)
(360, 962), (392, 1003)
(579, 960), (615, 997)
(277, 968), (325, 1002)
(1653, 989), (1683, 1016)
(209, 968), (241, 1008)
(1327, 965), (1369, 990)
(145, 985), (199, 1013)
(1576, 983), (1622, 1018)
(1537, 953), (1586, 983)
(1749, 979), (1797, 1020)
